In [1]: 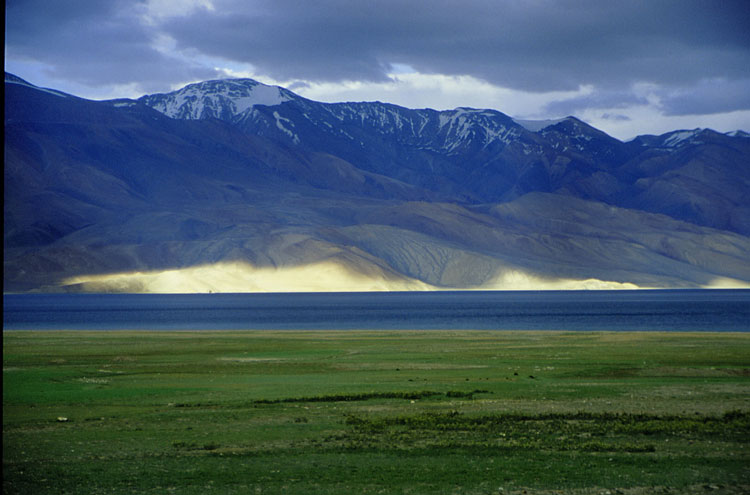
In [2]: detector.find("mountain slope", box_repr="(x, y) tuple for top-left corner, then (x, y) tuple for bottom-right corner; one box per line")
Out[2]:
(5, 73), (750, 292)
(138, 78), (750, 234)
(622, 129), (750, 233)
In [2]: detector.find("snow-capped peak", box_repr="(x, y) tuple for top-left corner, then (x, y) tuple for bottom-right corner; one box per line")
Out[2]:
(139, 78), (293, 120)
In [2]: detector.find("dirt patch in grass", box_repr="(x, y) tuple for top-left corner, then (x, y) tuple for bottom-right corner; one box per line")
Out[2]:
(217, 357), (291, 362)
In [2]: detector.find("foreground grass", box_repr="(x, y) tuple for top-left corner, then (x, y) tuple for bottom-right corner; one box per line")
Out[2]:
(3, 330), (749, 494)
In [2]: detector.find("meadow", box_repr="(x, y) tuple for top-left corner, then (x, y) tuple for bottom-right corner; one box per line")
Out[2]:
(3, 330), (749, 494)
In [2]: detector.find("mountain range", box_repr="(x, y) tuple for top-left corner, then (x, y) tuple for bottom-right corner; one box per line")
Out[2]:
(5, 73), (750, 292)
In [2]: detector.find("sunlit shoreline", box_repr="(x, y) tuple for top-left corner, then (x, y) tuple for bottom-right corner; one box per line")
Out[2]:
(55, 261), (750, 294)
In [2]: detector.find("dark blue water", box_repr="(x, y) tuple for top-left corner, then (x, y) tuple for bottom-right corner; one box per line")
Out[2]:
(3, 290), (749, 331)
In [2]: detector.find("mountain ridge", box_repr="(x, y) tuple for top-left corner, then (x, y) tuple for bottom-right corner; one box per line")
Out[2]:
(136, 77), (750, 229)
(4, 73), (750, 292)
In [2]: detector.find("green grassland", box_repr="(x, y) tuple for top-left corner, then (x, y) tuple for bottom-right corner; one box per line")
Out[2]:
(3, 330), (749, 494)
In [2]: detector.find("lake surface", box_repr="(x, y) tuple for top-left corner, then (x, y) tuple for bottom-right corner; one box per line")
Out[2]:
(3, 290), (749, 331)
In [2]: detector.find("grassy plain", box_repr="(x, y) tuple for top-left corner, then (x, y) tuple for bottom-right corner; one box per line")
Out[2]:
(3, 330), (749, 494)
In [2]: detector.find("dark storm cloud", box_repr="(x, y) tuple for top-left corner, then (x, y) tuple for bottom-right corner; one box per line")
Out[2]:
(5, 0), (750, 115)
(5, 0), (219, 92)
(161, 0), (750, 93)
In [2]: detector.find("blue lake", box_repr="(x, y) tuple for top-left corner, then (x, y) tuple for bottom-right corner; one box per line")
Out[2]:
(3, 290), (749, 331)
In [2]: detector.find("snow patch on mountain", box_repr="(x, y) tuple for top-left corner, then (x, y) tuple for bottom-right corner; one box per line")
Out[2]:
(662, 129), (702, 148)
(234, 83), (289, 112)
(439, 110), (477, 151)
(438, 108), (483, 131)
(434, 108), (521, 153)
(273, 111), (300, 144)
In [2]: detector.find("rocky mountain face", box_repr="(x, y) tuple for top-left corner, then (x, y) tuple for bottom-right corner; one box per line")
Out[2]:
(5, 73), (750, 292)
(139, 79), (750, 233)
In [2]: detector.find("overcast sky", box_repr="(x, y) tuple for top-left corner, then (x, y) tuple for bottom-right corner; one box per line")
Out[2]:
(5, 0), (750, 139)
